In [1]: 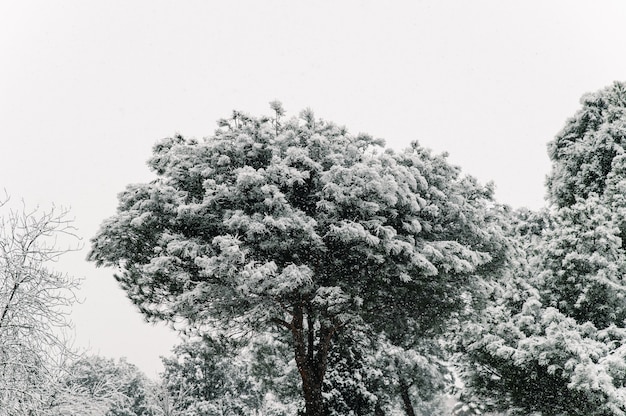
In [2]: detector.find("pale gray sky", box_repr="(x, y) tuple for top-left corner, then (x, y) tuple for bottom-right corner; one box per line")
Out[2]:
(2, 1), (626, 377)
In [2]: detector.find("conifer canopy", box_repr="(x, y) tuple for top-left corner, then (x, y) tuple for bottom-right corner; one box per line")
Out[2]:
(89, 105), (504, 415)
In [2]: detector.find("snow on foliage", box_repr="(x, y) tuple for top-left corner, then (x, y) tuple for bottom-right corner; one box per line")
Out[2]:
(89, 103), (505, 415)
(459, 81), (626, 416)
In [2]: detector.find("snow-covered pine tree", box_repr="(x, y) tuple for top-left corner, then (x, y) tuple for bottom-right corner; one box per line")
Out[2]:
(459, 81), (626, 415)
(89, 104), (504, 416)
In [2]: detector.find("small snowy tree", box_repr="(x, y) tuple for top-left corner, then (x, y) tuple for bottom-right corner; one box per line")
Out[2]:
(57, 355), (161, 416)
(160, 333), (299, 416)
(89, 105), (504, 416)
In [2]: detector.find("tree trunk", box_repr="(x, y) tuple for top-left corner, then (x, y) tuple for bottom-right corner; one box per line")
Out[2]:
(399, 378), (416, 416)
(287, 302), (338, 416)
(301, 373), (325, 416)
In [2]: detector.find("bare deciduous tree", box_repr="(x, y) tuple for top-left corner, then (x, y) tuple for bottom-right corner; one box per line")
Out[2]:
(0, 194), (82, 415)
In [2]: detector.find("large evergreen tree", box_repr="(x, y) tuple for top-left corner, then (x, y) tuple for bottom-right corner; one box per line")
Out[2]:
(89, 104), (504, 415)
(459, 81), (626, 415)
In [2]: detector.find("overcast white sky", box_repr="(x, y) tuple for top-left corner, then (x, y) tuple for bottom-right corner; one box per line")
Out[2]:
(2, 1), (626, 377)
